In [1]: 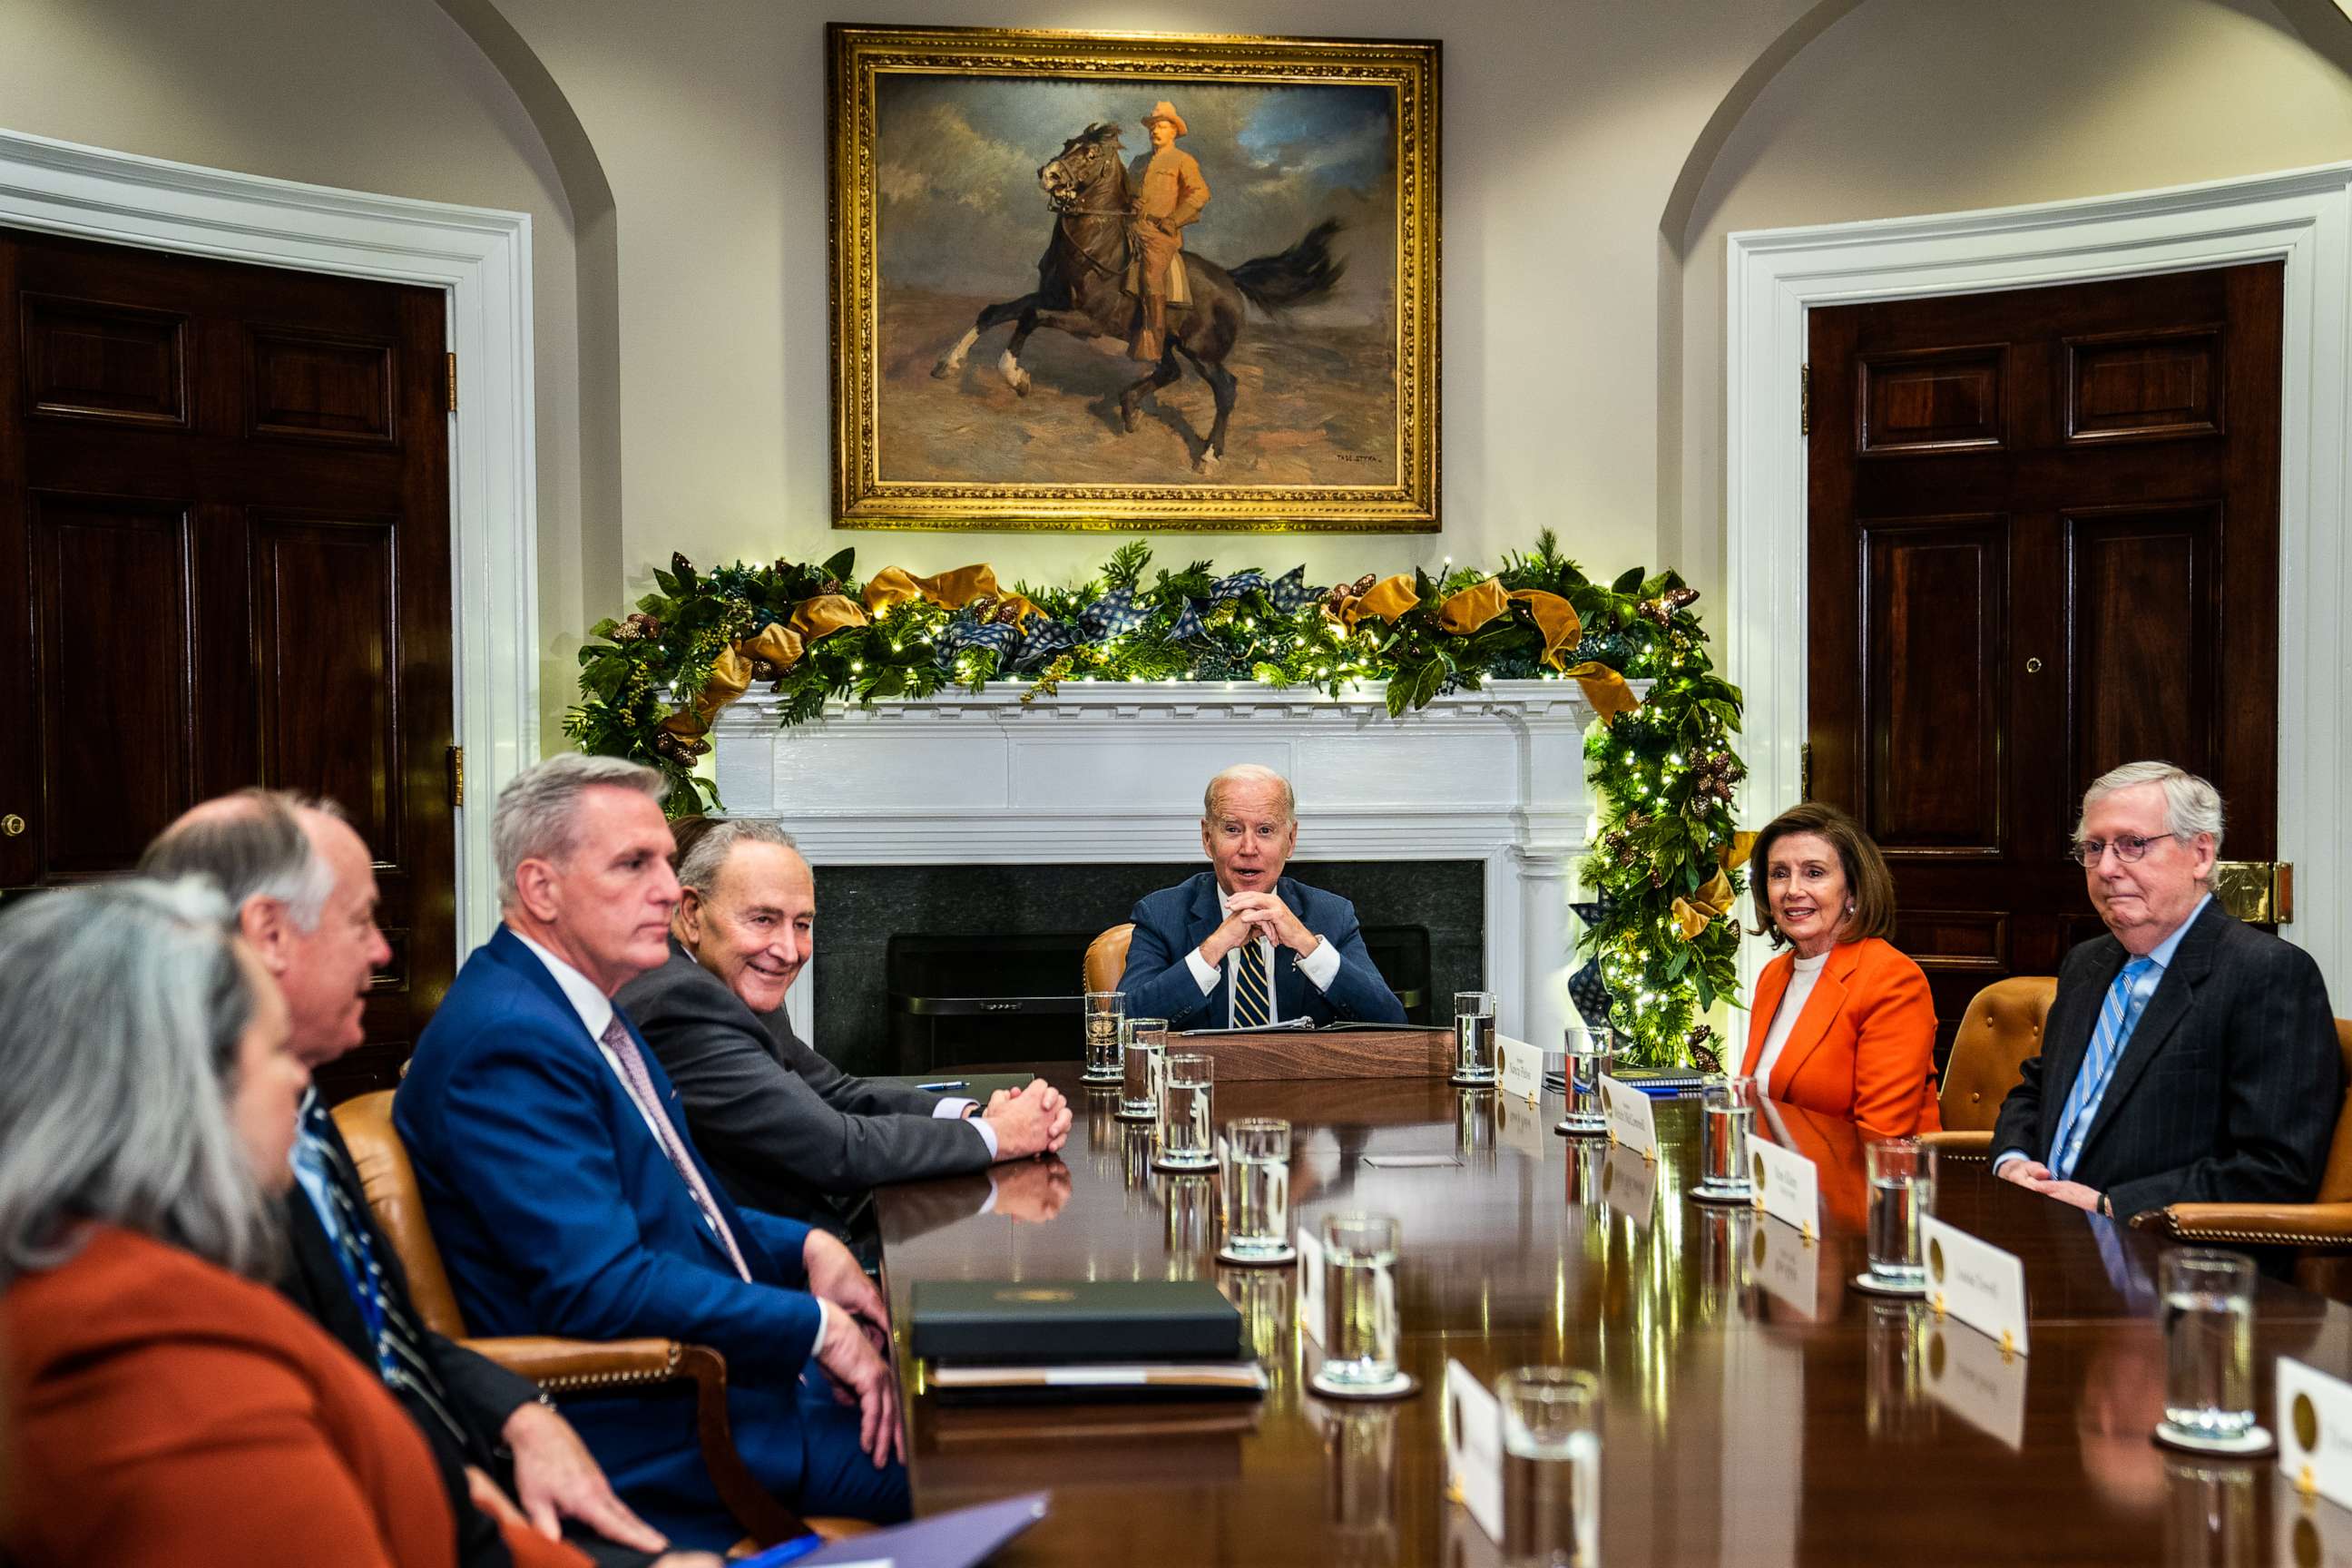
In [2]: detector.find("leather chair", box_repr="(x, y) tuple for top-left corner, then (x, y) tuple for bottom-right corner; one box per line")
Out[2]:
(2132, 1022), (2352, 1285)
(1085, 923), (1134, 996)
(1919, 975), (2060, 1161)
(331, 1091), (809, 1549)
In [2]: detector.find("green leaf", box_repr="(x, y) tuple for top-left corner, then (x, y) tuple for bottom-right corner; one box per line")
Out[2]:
(653, 569), (681, 596)
(820, 547), (857, 582)
(1695, 971), (1717, 1012)
(1612, 566), (1646, 595)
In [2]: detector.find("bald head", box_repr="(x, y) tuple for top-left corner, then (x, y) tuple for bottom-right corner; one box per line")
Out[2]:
(1200, 765), (1299, 894)
(1203, 764), (1296, 826)
(141, 790), (389, 1068)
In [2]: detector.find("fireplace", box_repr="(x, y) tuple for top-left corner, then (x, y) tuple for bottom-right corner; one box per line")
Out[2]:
(816, 858), (1475, 1073)
(710, 676), (1621, 1072)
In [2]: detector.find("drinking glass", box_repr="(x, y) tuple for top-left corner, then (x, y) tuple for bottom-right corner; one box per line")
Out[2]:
(1693, 1075), (1755, 1200)
(1313, 1213), (1403, 1395)
(1153, 1052), (1217, 1171)
(1557, 1030), (1613, 1135)
(1118, 1017), (1168, 1122)
(1220, 1117), (1294, 1263)
(2159, 1250), (2259, 1446)
(1861, 1138), (1936, 1292)
(1496, 1367), (1602, 1568)
(1453, 990), (1498, 1086)
(1083, 990), (1125, 1082)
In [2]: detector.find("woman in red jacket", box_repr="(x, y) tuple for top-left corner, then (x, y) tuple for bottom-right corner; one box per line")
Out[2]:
(0, 879), (664, 1568)
(1741, 803), (1943, 1137)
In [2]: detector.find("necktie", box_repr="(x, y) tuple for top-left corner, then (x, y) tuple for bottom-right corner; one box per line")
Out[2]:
(1233, 938), (1274, 1028)
(601, 1014), (753, 1282)
(293, 1096), (470, 1446)
(2049, 956), (2159, 1181)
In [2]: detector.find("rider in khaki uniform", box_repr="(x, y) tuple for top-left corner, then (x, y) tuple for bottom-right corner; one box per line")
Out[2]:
(1126, 100), (1210, 361)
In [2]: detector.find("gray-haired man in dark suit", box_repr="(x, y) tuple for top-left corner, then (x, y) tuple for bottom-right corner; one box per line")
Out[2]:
(613, 821), (1072, 1228)
(1992, 760), (2340, 1222)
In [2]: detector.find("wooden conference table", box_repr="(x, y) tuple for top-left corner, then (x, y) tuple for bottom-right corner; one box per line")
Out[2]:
(872, 1067), (2352, 1565)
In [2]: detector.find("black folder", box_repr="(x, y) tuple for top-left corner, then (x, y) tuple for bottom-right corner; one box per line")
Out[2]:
(911, 1279), (1242, 1363)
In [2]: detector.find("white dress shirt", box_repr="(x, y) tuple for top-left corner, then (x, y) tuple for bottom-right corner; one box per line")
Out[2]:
(1754, 948), (1830, 1098)
(1182, 884), (1343, 1024)
(511, 928), (828, 1356)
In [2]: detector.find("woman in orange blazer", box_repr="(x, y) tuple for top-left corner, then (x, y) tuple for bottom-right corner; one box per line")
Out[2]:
(0, 879), (622, 1568)
(1741, 803), (1942, 1138)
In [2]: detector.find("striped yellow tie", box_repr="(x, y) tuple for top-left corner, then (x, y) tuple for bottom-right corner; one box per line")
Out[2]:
(1234, 939), (1274, 1027)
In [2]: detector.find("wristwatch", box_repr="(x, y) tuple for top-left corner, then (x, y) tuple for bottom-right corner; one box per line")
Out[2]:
(2097, 1192), (2113, 1218)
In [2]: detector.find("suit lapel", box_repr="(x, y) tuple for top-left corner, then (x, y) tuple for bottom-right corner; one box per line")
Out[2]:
(2036, 937), (2130, 1161)
(2070, 905), (2222, 1170)
(1275, 879), (1308, 1019)
(1186, 873), (1230, 1022)
(1765, 944), (1857, 1094)
(1740, 956), (1795, 1077)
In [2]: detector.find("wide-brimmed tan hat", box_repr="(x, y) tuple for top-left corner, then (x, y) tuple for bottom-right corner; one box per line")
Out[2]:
(1141, 100), (1189, 137)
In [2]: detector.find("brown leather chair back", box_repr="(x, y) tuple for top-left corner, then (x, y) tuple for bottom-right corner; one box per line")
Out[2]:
(1085, 923), (1135, 996)
(1936, 976), (2059, 1133)
(331, 1090), (470, 1339)
(2310, 1021), (2352, 1203)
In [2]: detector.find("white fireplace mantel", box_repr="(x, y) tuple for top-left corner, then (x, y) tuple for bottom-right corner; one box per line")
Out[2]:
(711, 679), (1622, 1051)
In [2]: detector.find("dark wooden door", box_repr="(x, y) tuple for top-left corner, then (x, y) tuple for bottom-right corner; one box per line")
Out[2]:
(0, 229), (455, 1097)
(1807, 263), (2282, 1058)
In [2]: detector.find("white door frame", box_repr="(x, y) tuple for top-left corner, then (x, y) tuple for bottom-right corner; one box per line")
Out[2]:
(1727, 163), (2352, 1002)
(0, 127), (537, 954)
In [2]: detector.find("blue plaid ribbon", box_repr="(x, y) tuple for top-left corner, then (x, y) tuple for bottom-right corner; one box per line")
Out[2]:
(1265, 565), (1315, 612)
(1169, 568), (1312, 640)
(1007, 616), (1082, 672)
(934, 618), (1020, 671)
(1567, 893), (1618, 1031)
(1080, 588), (1150, 639)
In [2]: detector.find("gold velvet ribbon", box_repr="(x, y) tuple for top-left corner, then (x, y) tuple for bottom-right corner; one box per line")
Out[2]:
(1563, 662), (1641, 726)
(862, 563), (1035, 623)
(1673, 830), (1762, 937)
(1507, 589), (1580, 669)
(1436, 576), (1509, 634)
(663, 594), (871, 737)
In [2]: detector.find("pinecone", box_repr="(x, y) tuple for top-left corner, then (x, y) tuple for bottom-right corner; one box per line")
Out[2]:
(1665, 586), (1700, 612)
(617, 612), (662, 642)
(821, 577), (843, 597)
(1636, 597), (1673, 629)
(748, 657), (782, 681)
(1352, 573), (1378, 594)
(966, 594), (998, 622)
(1687, 1024), (1721, 1074)
(993, 601), (1022, 626)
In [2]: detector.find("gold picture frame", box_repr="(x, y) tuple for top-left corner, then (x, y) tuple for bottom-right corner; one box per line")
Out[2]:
(828, 24), (1440, 533)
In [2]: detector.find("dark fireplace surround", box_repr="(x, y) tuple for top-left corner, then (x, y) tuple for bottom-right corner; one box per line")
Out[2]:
(810, 859), (1484, 1075)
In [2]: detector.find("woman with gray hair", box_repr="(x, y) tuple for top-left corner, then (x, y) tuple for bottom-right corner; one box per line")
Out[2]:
(0, 879), (495, 1566)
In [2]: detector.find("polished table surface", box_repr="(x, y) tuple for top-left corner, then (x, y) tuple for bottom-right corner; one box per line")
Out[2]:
(872, 1067), (2352, 1565)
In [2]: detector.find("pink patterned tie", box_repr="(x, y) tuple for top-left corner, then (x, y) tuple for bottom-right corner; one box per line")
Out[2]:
(601, 1014), (752, 1281)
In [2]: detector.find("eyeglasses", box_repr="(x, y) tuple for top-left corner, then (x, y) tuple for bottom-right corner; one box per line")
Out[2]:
(2066, 832), (2176, 867)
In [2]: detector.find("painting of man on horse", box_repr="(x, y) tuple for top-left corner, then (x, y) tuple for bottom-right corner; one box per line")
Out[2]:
(875, 75), (1397, 485)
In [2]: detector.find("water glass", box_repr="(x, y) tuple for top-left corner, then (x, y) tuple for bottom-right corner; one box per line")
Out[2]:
(1696, 1075), (1756, 1199)
(1154, 1052), (1217, 1171)
(1119, 1017), (1168, 1121)
(1454, 989), (1498, 1085)
(2161, 1250), (2258, 1443)
(1864, 1138), (1936, 1289)
(1558, 1030), (1613, 1135)
(1317, 1213), (1402, 1391)
(1083, 990), (1125, 1080)
(1496, 1367), (1602, 1568)
(1220, 1118), (1293, 1261)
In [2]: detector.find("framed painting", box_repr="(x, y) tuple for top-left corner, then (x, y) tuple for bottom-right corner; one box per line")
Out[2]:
(827, 24), (1439, 532)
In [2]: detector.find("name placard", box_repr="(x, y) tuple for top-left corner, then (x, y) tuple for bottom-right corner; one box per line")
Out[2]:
(1927, 1322), (2027, 1449)
(1493, 1091), (1550, 1161)
(1498, 1034), (1545, 1102)
(1920, 1215), (2030, 1357)
(1600, 1074), (1658, 1160)
(1295, 1225), (1327, 1347)
(2279, 1357), (2352, 1509)
(1443, 1358), (1504, 1542)
(1749, 1138), (1819, 1238)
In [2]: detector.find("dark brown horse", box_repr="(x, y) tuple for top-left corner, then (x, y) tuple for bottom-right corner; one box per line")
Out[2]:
(930, 122), (1343, 475)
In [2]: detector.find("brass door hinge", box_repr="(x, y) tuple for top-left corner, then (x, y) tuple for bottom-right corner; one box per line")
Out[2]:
(446, 352), (458, 412)
(2212, 861), (2291, 925)
(1800, 363), (1810, 436)
(447, 744), (465, 808)
(1800, 741), (1813, 801)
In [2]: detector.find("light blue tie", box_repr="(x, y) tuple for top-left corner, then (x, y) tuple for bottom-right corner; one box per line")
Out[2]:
(2049, 956), (2159, 1181)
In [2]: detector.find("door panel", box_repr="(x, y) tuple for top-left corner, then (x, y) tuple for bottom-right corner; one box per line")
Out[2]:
(1809, 263), (2282, 1060)
(1, 229), (453, 1100)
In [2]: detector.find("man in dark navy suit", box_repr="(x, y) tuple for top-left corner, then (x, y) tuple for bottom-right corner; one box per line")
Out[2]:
(1119, 764), (1406, 1030)
(397, 755), (906, 1552)
(1993, 760), (2339, 1221)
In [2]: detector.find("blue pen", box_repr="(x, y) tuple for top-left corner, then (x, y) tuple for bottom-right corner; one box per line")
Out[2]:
(738, 1530), (825, 1568)
(916, 1079), (969, 1092)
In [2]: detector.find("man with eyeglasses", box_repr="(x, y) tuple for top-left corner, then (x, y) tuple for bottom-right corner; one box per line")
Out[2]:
(1991, 761), (2339, 1221)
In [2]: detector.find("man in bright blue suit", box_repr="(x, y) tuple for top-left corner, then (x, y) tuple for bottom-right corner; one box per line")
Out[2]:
(397, 754), (907, 1551)
(1119, 764), (1406, 1030)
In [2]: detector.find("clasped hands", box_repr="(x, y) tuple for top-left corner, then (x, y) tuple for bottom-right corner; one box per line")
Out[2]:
(1996, 1157), (2103, 1213)
(806, 1229), (902, 1469)
(974, 1077), (1073, 1160)
(1200, 892), (1317, 965)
